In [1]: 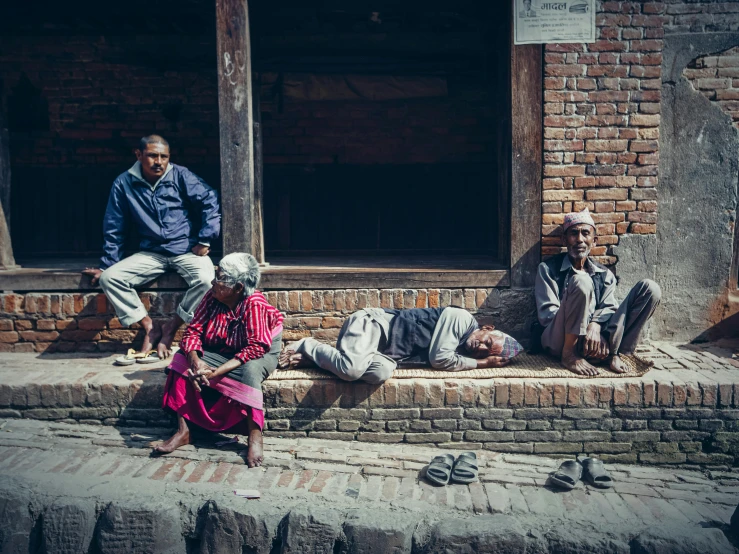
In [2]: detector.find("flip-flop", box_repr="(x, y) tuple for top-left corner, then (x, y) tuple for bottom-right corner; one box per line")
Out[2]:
(114, 349), (159, 366)
(450, 452), (479, 484)
(548, 459), (583, 490)
(136, 350), (160, 364)
(114, 348), (140, 366)
(581, 457), (613, 489)
(425, 454), (455, 486)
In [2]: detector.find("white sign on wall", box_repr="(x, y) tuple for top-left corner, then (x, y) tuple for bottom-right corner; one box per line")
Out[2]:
(514, 0), (596, 45)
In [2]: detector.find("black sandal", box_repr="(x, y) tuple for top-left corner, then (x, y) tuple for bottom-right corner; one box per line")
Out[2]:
(582, 457), (613, 489)
(548, 460), (583, 490)
(425, 453), (455, 486)
(450, 452), (479, 484)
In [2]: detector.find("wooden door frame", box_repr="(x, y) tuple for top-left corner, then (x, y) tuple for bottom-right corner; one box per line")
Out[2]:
(215, 1), (543, 285)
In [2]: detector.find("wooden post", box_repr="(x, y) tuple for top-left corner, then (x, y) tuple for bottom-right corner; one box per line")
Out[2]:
(253, 72), (266, 264)
(216, 0), (257, 257)
(510, 41), (543, 288)
(0, 112), (17, 270)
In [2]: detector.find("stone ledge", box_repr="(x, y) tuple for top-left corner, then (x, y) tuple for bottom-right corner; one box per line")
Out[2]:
(0, 344), (737, 468)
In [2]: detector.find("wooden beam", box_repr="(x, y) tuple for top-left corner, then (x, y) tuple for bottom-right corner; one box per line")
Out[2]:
(216, 0), (256, 256)
(510, 41), (542, 288)
(0, 111), (17, 270)
(253, 72), (265, 263)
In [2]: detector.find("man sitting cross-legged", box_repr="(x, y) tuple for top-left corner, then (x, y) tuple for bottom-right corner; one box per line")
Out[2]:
(82, 135), (220, 361)
(279, 306), (519, 384)
(535, 208), (661, 376)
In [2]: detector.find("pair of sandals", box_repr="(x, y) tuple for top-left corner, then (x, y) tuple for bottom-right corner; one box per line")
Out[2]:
(115, 348), (161, 366)
(549, 457), (613, 490)
(426, 452), (478, 486)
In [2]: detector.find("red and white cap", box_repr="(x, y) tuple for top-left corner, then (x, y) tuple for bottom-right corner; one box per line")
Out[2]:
(563, 208), (596, 233)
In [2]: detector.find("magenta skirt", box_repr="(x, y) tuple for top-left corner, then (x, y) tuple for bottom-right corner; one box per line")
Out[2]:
(162, 352), (266, 432)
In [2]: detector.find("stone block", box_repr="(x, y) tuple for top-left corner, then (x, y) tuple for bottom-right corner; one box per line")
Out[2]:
(514, 431), (562, 442)
(464, 408), (514, 420)
(533, 442), (584, 454)
(369, 408), (420, 420)
(280, 507), (342, 554)
(562, 430), (611, 442)
(404, 432), (451, 444)
(562, 408), (610, 419)
(513, 408), (562, 419)
(465, 431), (515, 442)
(95, 502), (186, 553)
(421, 407), (464, 419)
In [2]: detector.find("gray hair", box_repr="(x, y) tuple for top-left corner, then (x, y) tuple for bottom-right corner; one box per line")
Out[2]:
(218, 253), (261, 296)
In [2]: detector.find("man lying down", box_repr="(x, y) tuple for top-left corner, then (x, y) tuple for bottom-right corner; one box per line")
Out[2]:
(278, 307), (523, 384)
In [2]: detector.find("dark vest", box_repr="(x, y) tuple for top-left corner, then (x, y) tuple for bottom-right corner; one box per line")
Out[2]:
(530, 253), (608, 352)
(382, 307), (445, 367)
(545, 252), (607, 303)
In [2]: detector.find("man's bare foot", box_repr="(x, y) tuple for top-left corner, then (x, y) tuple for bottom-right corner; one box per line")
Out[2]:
(246, 428), (264, 468)
(140, 316), (162, 355)
(153, 416), (190, 454)
(608, 355), (628, 374)
(157, 316), (183, 360)
(277, 350), (312, 369)
(562, 353), (600, 376)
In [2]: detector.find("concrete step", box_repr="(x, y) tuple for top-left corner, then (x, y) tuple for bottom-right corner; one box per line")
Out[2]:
(0, 419), (737, 554)
(0, 342), (738, 468)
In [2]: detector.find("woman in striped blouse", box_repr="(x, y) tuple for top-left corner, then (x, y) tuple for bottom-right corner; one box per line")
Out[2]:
(154, 253), (284, 468)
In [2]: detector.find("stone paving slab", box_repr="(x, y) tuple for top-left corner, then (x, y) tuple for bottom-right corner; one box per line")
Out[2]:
(1, 418), (738, 553)
(0, 418), (737, 522)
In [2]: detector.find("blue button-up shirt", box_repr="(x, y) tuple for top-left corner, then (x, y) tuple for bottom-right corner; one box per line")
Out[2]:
(100, 162), (221, 269)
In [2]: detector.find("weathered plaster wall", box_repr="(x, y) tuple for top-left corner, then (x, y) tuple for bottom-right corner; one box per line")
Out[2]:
(652, 32), (739, 341)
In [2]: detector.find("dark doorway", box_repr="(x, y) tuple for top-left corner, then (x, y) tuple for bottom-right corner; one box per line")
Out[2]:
(254, 1), (511, 261)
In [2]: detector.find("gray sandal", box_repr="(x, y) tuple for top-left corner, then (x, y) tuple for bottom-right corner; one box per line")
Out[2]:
(548, 460), (583, 490)
(426, 454), (455, 486)
(582, 457), (613, 489)
(450, 452), (479, 484)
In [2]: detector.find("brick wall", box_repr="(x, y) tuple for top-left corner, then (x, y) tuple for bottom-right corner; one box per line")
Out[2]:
(0, 288), (531, 353)
(262, 90), (496, 166)
(684, 45), (739, 126)
(664, 0), (739, 34)
(541, 1), (665, 265)
(0, 38), (494, 170)
(0, 36), (220, 169)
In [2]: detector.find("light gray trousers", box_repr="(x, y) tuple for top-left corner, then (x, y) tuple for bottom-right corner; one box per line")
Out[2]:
(294, 309), (396, 384)
(99, 251), (215, 326)
(542, 276), (661, 357)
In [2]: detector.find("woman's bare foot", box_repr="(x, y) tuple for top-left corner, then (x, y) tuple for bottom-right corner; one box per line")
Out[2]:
(140, 316), (162, 355)
(245, 417), (264, 468)
(157, 316), (183, 360)
(608, 355), (628, 374)
(153, 416), (190, 454)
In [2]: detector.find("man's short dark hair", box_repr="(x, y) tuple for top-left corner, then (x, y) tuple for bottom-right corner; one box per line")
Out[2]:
(138, 134), (170, 152)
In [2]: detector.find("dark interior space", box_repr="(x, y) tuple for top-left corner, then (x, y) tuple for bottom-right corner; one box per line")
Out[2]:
(1, 0), (510, 265)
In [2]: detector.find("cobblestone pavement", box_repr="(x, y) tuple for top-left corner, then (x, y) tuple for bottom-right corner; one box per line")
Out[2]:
(1, 418), (737, 527)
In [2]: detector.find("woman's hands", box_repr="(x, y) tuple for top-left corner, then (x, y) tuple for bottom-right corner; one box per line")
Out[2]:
(186, 351), (242, 392)
(187, 352), (214, 392)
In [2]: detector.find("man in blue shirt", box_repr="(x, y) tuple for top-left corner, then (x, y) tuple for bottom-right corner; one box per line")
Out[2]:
(82, 135), (221, 361)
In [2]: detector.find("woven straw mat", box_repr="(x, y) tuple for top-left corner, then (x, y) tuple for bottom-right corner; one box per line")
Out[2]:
(266, 352), (653, 381)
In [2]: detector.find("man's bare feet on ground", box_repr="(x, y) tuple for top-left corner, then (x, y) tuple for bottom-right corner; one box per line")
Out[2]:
(561, 352), (600, 376)
(140, 317), (162, 355)
(153, 416), (190, 454)
(157, 316), (182, 359)
(608, 354), (628, 374)
(246, 428), (264, 468)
